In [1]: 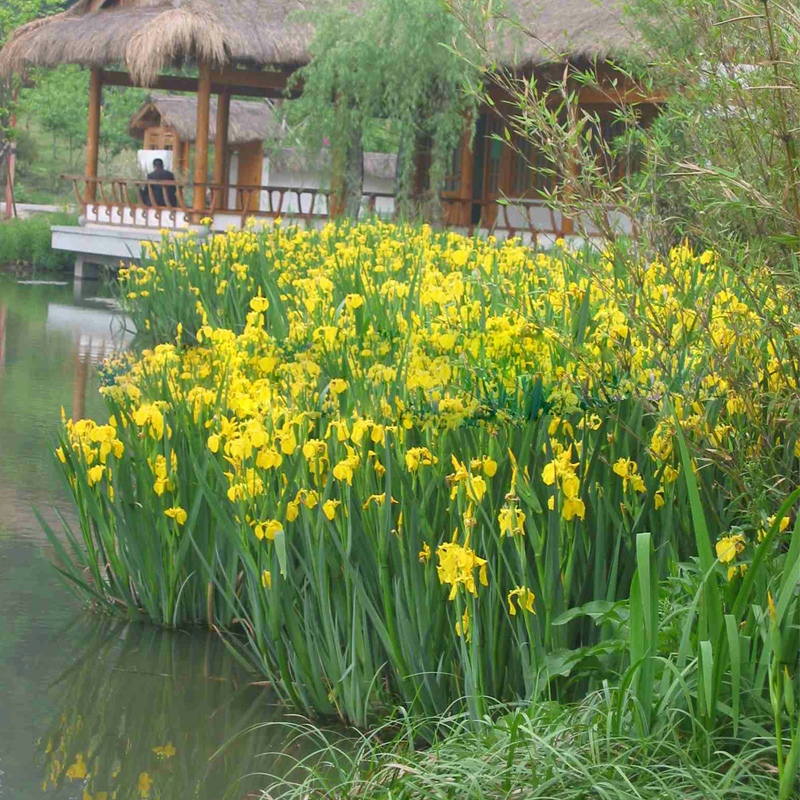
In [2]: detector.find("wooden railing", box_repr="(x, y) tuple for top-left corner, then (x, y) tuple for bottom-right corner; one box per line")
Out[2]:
(65, 175), (396, 230)
(64, 175), (622, 241)
(440, 198), (634, 242)
(440, 197), (572, 242)
(67, 175), (191, 229)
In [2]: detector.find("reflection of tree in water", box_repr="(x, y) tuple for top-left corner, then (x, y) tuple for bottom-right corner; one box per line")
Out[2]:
(39, 618), (311, 800)
(0, 300), (6, 420)
(0, 300), (6, 368)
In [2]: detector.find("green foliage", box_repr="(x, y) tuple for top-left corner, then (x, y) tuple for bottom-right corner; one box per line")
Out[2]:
(14, 114), (86, 203)
(291, 0), (482, 213)
(464, 2), (800, 545)
(20, 66), (146, 169)
(13, 126), (38, 175)
(629, 0), (800, 255)
(0, 1), (64, 169)
(262, 499), (799, 797)
(99, 83), (147, 159)
(0, 211), (77, 269)
(0, 0), (61, 44)
(20, 66), (88, 168)
(472, 0), (800, 261)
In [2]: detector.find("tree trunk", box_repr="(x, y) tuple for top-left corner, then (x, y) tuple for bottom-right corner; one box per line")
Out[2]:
(343, 125), (364, 220)
(0, 143), (9, 198)
(0, 141), (16, 220)
(423, 134), (445, 227)
(424, 175), (444, 227)
(393, 130), (418, 220)
(330, 98), (364, 220)
(0, 79), (11, 215)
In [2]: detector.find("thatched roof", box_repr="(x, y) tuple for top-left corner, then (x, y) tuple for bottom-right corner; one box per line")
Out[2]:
(268, 146), (397, 181)
(0, 0), (639, 85)
(0, 0), (312, 85)
(493, 0), (636, 67)
(130, 94), (281, 145)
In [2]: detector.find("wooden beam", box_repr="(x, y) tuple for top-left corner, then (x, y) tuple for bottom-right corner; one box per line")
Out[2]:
(101, 69), (301, 99)
(218, 84), (299, 99)
(103, 70), (197, 92)
(214, 67), (294, 92)
(193, 59), (212, 218)
(212, 89), (231, 210)
(86, 68), (103, 202)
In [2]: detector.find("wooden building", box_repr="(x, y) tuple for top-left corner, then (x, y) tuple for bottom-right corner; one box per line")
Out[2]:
(129, 94), (279, 205)
(0, 0), (658, 266)
(425, 75), (659, 236)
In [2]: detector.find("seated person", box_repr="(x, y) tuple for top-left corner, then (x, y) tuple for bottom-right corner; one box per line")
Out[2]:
(140, 158), (178, 207)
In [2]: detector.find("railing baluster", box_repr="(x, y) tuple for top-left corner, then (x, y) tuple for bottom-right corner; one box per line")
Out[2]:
(71, 178), (85, 210)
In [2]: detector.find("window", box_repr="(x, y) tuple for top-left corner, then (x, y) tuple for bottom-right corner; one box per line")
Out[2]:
(442, 144), (462, 194)
(472, 116), (487, 202)
(413, 137), (465, 196)
(510, 137), (553, 198)
(486, 118), (503, 195)
(585, 112), (628, 182)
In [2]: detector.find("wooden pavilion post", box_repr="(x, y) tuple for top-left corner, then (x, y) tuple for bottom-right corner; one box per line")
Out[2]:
(86, 68), (103, 203)
(559, 80), (581, 237)
(192, 58), (212, 220)
(212, 88), (231, 210)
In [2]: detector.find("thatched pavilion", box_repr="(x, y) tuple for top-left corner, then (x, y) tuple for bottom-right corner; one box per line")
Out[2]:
(0, 0), (656, 266)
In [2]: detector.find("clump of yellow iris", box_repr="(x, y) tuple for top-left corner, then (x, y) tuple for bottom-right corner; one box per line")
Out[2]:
(53, 221), (800, 719)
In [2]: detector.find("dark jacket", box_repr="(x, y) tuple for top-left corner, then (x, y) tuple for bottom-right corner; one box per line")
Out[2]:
(141, 167), (178, 207)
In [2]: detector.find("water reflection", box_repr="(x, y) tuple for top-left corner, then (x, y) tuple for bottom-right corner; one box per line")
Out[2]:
(45, 300), (134, 419)
(0, 277), (303, 800)
(0, 300), (6, 368)
(40, 620), (298, 800)
(0, 280), (123, 540)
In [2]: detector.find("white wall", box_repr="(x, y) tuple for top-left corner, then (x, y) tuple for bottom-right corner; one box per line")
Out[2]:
(137, 149), (174, 175)
(227, 151), (239, 210)
(263, 167), (395, 217)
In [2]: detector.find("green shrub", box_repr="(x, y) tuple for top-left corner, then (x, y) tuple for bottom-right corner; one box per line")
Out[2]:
(13, 128), (39, 178)
(0, 212), (77, 270)
(265, 702), (783, 800)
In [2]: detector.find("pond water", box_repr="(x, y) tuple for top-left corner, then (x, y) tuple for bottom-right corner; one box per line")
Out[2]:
(0, 276), (305, 800)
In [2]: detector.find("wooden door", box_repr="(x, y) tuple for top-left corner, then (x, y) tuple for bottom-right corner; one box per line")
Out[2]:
(235, 142), (264, 212)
